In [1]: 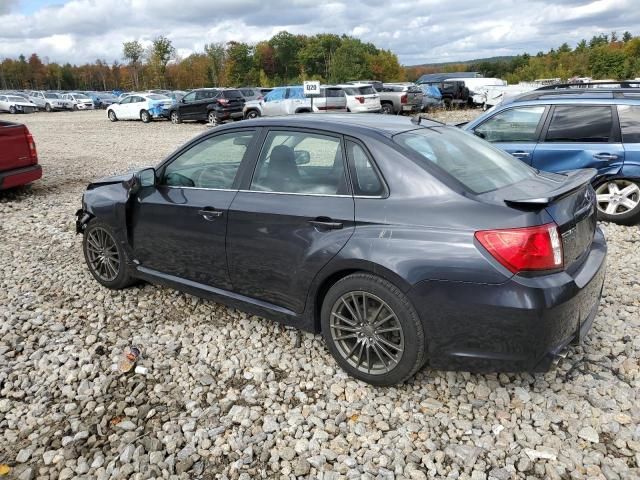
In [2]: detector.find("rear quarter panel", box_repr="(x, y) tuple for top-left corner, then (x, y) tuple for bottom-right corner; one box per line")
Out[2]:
(0, 122), (30, 172)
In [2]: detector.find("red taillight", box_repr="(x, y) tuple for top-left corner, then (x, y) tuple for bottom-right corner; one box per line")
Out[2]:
(25, 129), (38, 164)
(400, 93), (408, 104)
(218, 98), (229, 105)
(475, 223), (563, 273)
(355, 96), (365, 104)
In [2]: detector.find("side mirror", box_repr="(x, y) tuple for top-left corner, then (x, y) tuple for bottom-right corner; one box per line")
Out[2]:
(294, 150), (311, 165)
(137, 167), (156, 187)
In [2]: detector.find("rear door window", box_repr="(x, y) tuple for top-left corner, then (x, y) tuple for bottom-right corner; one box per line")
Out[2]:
(346, 141), (385, 196)
(251, 131), (347, 195)
(474, 106), (546, 142)
(617, 105), (640, 143)
(265, 88), (285, 102)
(544, 106), (613, 142)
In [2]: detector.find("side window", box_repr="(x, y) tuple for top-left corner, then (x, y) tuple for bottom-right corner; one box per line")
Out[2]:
(120, 96), (132, 104)
(162, 131), (255, 189)
(545, 106), (613, 143)
(474, 106), (546, 142)
(265, 89), (284, 102)
(346, 141), (385, 196)
(195, 90), (210, 101)
(617, 105), (640, 143)
(286, 88), (304, 99)
(251, 131), (347, 195)
(182, 91), (196, 102)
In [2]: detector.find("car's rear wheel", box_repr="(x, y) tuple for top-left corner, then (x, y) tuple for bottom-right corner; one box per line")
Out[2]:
(83, 221), (135, 289)
(108, 110), (118, 122)
(380, 103), (394, 115)
(245, 110), (259, 119)
(595, 179), (640, 225)
(321, 273), (426, 385)
(170, 111), (181, 124)
(9, 106), (16, 114)
(140, 110), (151, 123)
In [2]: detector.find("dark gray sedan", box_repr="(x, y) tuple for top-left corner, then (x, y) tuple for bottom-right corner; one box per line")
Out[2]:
(75, 114), (606, 385)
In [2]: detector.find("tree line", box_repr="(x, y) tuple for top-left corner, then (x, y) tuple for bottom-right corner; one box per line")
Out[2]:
(405, 31), (640, 84)
(0, 31), (404, 91)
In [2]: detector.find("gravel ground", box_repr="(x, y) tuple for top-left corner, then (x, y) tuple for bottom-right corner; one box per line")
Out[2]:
(0, 109), (638, 480)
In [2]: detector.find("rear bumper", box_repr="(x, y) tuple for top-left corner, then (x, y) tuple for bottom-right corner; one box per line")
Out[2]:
(408, 227), (607, 372)
(0, 164), (42, 190)
(213, 108), (243, 121)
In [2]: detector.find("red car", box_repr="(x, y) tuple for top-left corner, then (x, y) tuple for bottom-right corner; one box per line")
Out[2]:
(0, 120), (41, 190)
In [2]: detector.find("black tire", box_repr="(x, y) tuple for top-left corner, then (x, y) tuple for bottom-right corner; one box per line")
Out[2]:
(108, 110), (118, 122)
(73, 104), (79, 111)
(45, 103), (52, 112)
(9, 106), (16, 114)
(170, 110), (181, 124)
(245, 110), (260, 119)
(295, 109), (311, 114)
(380, 103), (394, 115)
(82, 220), (135, 290)
(140, 110), (151, 123)
(321, 273), (426, 386)
(595, 179), (640, 225)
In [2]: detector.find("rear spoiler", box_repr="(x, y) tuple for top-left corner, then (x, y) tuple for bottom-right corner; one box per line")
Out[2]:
(504, 169), (597, 207)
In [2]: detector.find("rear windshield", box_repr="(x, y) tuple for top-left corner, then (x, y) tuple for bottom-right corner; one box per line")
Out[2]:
(223, 90), (244, 99)
(394, 127), (536, 194)
(147, 94), (169, 100)
(344, 86), (376, 95)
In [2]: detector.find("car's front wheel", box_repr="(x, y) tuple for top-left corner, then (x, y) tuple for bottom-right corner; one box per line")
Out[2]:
(82, 221), (135, 289)
(208, 111), (217, 125)
(45, 103), (52, 112)
(245, 110), (259, 119)
(140, 110), (151, 123)
(9, 106), (16, 114)
(321, 273), (426, 386)
(108, 110), (118, 122)
(170, 111), (181, 124)
(595, 179), (640, 225)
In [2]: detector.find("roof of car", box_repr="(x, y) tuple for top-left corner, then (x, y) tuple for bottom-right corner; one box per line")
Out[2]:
(228, 113), (442, 136)
(507, 87), (640, 105)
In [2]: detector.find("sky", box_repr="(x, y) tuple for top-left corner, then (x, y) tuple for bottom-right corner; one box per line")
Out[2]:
(0, 0), (637, 66)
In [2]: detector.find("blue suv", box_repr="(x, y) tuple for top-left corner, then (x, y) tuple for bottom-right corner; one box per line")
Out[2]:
(464, 86), (640, 225)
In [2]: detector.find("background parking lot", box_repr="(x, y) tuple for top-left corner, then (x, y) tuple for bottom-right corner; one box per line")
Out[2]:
(1, 110), (639, 479)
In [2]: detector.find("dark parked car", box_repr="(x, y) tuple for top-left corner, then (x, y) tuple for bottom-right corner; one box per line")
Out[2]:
(419, 80), (469, 108)
(464, 87), (640, 224)
(76, 115), (606, 385)
(1, 120), (41, 190)
(169, 88), (245, 125)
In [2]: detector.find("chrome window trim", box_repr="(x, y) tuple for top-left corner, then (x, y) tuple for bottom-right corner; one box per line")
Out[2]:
(238, 189), (352, 198)
(156, 185), (238, 192)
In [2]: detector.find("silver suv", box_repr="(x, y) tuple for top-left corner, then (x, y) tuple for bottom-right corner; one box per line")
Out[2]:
(243, 86), (346, 119)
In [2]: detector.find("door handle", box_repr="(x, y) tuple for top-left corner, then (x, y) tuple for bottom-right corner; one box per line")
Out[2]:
(308, 217), (343, 230)
(511, 151), (530, 158)
(593, 153), (618, 161)
(198, 208), (223, 221)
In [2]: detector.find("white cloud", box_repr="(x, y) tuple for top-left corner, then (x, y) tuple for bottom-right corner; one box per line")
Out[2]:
(0, 0), (637, 65)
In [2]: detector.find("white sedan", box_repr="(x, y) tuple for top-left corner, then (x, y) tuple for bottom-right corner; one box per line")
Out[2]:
(0, 94), (37, 113)
(107, 93), (173, 123)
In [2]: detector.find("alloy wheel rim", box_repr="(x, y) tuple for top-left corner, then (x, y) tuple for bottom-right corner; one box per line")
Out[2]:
(171, 112), (178, 123)
(595, 180), (640, 216)
(330, 291), (404, 375)
(85, 227), (120, 282)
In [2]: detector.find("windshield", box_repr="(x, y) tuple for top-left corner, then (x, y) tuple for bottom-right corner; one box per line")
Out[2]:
(8, 96), (26, 102)
(100, 94), (116, 99)
(73, 93), (89, 99)
(44, 93), (59, 99)
(147, 94), (169, 100)
(394, 127), (536, 194)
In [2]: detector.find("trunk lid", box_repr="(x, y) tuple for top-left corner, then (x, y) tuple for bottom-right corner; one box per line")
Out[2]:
(487, 169), (598, 270)
(405, 86), (424, 106)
